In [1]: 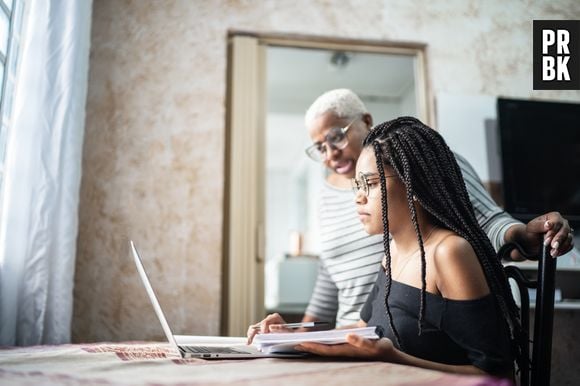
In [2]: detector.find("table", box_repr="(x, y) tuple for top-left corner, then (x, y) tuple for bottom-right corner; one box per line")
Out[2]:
(0, 342), (512, 385)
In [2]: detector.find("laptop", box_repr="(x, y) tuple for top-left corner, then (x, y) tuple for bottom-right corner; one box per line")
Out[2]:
(130, 240), (305, 359)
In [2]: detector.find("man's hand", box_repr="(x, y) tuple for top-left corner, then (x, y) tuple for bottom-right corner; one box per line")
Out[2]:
(505, 212), (574, 259)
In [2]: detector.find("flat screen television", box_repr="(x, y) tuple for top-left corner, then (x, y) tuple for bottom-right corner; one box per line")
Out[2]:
(497, 97), (580, 228)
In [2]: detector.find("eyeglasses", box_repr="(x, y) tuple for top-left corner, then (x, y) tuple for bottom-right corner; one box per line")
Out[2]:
(351, 171), (397, 198)
(305, 118), (358, 162)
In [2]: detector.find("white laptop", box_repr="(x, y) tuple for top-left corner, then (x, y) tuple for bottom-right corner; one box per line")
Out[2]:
(130, 240), (305, 359)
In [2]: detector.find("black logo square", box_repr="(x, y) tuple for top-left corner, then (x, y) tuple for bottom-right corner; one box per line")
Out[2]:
(533, 20), (580, 90)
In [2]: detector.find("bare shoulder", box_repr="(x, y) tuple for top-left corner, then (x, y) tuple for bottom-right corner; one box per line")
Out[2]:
(432, 233), (490, 300)
(432, 233), (474, 264)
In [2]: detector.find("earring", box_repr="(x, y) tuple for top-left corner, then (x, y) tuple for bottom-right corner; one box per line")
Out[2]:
(412, 195), (418, 202)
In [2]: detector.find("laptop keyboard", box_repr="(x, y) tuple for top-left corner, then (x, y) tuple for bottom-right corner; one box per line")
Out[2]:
(181, 345), (249, 354)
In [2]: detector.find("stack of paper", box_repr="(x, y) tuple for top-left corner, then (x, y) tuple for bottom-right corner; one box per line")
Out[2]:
(252, 326), (382, 354)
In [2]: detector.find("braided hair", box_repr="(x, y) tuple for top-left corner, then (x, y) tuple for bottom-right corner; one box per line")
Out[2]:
(363, 117), (522, 366)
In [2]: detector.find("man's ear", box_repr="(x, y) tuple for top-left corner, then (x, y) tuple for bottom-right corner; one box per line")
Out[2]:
(362, 113), (373, 130)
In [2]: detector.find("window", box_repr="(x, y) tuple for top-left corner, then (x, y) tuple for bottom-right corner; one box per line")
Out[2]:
(0, 0), (23, 196)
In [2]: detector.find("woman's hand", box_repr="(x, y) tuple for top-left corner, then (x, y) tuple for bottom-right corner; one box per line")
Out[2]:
(246, 313), (290, 344)
(295, 334), (398, 361)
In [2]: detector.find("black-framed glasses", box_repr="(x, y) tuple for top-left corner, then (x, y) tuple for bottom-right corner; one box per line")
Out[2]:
(351, 171), (397, 198)
(305, 118), (357, 162)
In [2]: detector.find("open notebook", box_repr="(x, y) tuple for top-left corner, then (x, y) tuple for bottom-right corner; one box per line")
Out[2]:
(253, 326), (382, 354)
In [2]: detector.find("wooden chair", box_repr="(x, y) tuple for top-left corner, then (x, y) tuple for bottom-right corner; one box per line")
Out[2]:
(501, 243), (557, 386)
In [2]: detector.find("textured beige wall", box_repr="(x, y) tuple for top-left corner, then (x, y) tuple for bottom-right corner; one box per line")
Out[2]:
(73, 0), (580, 343)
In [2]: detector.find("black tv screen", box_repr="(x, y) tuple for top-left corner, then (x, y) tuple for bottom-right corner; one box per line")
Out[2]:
(498, 97), (580, 227)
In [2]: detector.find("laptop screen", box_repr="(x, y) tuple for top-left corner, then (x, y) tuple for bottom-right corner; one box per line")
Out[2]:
(130, 240), (181, 354)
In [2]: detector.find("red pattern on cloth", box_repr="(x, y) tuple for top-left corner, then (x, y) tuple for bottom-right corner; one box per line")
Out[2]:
(83, 344), (174, 361)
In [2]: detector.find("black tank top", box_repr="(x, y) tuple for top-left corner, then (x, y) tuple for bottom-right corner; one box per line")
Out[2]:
(360, 270), (513, 375)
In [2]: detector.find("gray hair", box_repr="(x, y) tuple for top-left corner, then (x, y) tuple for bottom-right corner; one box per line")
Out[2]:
(304, 88), (368, 128)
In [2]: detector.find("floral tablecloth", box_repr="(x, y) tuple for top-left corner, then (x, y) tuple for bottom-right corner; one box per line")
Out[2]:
(0, 342), (512, 386)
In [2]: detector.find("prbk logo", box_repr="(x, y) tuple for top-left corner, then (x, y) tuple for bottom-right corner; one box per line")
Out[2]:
(533, 20), (579, 90)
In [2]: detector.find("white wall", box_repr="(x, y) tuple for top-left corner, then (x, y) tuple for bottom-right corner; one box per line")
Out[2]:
(436, 93), (499, 182)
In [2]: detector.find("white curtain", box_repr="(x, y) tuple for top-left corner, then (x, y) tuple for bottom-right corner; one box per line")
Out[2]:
(0, 0), (92, 345)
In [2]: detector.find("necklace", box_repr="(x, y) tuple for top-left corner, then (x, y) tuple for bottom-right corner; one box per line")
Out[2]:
(392, 226), (438, 279)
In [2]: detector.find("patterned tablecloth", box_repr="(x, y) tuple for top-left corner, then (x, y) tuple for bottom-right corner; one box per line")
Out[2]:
(0, 342), (513, 386)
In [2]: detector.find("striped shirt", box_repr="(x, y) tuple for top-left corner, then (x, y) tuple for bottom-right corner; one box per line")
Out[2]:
(304, 153), (522, 327)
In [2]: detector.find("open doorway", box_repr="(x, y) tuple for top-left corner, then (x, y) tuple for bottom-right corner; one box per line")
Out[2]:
(224, 32), (431, 336)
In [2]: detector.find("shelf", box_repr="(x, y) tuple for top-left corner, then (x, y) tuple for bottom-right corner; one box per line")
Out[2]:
(503, 248), (580, 271)
(506, 249), (580, 311)
(505, 262), (580, 272)
(529, 301), (580, 310)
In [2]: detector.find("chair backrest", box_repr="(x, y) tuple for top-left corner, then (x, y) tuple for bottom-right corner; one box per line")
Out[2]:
(501, 243), (557, 386)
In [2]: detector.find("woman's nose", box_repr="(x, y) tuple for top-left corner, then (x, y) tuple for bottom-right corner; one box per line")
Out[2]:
(354, 189), (366, 204)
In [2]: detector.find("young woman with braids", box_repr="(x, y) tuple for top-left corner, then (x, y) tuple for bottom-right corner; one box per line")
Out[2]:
(250, 117), (520, 378)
